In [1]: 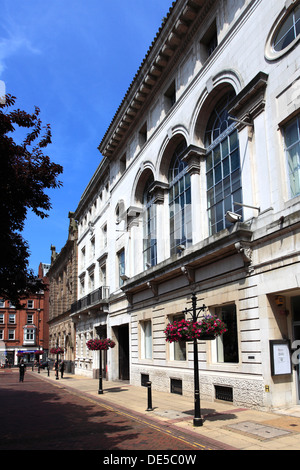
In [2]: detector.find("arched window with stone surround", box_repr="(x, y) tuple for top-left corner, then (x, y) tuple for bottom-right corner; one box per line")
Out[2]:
(142, 174), (157, 269)
(168, 140), (192, 255)
(205, 92), (243, 235)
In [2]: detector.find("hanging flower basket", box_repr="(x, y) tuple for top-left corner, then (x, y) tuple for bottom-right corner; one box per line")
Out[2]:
(34, 350), (44, 355)
(50, 347), (64, 355)
(17, 352), (24, 357)
(86, 338), (116, 351)
(164, 316), (227, 343)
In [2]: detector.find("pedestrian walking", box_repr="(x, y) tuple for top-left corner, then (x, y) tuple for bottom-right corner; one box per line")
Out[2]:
(19, 359), (26, 382)
(60, 360), (65, 378)
(54, 360), (59, 380)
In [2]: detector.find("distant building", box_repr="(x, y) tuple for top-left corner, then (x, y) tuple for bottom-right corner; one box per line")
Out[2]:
(47, 212), (78, 372)
(0, 262), (50, 366)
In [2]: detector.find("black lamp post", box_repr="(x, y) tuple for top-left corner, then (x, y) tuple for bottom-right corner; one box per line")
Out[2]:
(98, 348), (103, 394)
(183, 293), (208, 427)
(55, 352), (59, 380)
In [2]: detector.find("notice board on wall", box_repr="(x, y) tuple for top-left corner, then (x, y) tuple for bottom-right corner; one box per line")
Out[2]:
(270, 340), (292, 376)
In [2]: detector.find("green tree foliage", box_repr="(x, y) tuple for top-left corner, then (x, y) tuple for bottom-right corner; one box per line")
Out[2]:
(0, 94), (63, 307)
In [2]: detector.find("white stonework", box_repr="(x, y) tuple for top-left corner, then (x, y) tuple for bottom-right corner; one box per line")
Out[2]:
(63, 0), (300, 411)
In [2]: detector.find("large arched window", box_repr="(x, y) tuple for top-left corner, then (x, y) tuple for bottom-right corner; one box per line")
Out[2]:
(205, 93), (243, 235)
(168, 141), (192, 255)
(143, 175), (157, 269)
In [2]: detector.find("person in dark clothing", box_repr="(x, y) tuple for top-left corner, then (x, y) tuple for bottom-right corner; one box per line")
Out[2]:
(54, 360), (59, 379)
(60, 360), (65, 378)
(19, 359), (26, 382)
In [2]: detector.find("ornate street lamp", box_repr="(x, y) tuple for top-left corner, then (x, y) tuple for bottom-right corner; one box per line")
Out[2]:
(86, 338), (115, 394)
(50, 347), (64, 380)
(164, 293), (227, 427)
(183, 294), (208, 427)
(34, 350), (43, 373)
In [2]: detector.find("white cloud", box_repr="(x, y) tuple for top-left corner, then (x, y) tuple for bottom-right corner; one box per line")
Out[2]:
(0, 15), (41, 76)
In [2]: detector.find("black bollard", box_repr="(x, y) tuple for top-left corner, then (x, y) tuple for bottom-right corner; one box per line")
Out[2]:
(146, 381), (153, 411)
(47, 365), (50, 377)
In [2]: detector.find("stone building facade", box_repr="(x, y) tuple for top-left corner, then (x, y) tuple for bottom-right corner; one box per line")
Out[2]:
(68, 0), (300, 410)
(0, 262), (49, 366)
(48, 212), (78, 372)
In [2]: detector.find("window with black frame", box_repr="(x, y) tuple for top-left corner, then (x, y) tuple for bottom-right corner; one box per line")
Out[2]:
(170, 314), (186, 361)
(205, 93), (243, 235)
(215, 304), (239, 363)
(168, 141), (192, 255)
(143, 175), (157, 269)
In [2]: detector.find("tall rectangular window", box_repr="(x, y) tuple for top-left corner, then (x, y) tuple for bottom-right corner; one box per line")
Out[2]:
(206, 129), (242, 235)
(8, 330), (15, 340)
(141, 320), (152, 359)
(80, 277), (85, 296)
(100, 263), (107, 285)
(169, 314), (186, 361)
(81, 247), (86, 270)
(164, 80), (176, 112)
(88, 272), (95, 291)
(143, 175), (157, 269)
(90, 237), (95, 259)
(214, 304), (239, 363)
(102, 224), (107, 248)
(118, 249), (125, 286)
(168, 141), (192, 255)
(284, 115), (300, 198)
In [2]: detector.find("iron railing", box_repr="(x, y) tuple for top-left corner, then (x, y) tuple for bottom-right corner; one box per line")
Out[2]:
(71, 286), (109, 314)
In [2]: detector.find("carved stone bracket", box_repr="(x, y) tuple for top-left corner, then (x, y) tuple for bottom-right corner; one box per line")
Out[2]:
(235, 242), (254, 274)
(126, 206), (141, 229)
(147, 281), (159, 297)
(149, 181), (169, 204)
(181, 144), (206, 175)
(229, 72), (268, 133)
(181, 266), (195, 283)
(124, 292), (133, 305)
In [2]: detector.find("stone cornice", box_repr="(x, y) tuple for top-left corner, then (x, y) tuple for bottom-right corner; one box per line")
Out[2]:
(98, 0), (211, 159)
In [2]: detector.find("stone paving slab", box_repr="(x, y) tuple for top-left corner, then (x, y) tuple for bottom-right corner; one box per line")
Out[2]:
(226, 421), (292, 440)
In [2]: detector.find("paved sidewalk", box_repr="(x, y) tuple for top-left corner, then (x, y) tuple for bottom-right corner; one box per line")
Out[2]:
(34, 368), (300, 450)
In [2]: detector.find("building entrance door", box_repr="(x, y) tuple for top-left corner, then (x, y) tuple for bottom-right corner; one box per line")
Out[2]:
(118, 324), (129, 381)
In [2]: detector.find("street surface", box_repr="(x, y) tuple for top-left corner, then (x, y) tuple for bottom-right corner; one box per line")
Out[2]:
(0, 369), (220, 454)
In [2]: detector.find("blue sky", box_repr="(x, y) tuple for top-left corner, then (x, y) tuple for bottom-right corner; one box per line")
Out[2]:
(1, 0), (173, 275)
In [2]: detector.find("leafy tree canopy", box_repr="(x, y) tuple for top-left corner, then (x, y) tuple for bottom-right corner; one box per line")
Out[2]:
(0, 94), (63, 307)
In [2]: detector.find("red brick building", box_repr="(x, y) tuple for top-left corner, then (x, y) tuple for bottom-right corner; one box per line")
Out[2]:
(0, 263), (50, 366)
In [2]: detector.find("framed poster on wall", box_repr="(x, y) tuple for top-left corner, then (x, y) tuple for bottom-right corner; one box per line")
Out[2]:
(270, 340), (292, 376)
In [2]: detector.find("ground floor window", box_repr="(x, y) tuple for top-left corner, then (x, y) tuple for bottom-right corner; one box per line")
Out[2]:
(214, 304), (239, 363)
(169, 314), (186, 361)
(140, 320), (152, 359)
